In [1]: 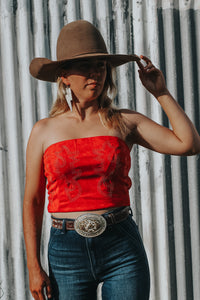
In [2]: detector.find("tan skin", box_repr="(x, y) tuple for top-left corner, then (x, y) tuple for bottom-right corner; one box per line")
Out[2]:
(23, 56), (200, 299)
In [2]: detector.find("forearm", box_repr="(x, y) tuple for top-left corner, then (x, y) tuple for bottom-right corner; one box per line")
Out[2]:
(137, 56), (200, 154)
(23, 199), (44, 271)
(156, 91), (200, 154)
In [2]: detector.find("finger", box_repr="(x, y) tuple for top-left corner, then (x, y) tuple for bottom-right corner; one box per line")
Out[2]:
(140, 55), (151, 63)
(136, 59), (145, 70)
(33, 289), (45, 300)
(31, 291), (40, 300)
(137, 55), (154, 72)
(143, 61), (154, 70)
(140, 55), (154, 69)
(138, 65), (155, 79)
(45, 282), (53, 299)
(144, 61), (153, 68)
(145, 64), (156, 72)
(42, 276), (52, 297)
(137, 61), (153, 74)
(143, 62), (157, 73)
(38, 291), (45, 300)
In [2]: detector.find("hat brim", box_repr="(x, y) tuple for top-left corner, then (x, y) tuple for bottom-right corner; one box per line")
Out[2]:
(29, 53), (140, 82)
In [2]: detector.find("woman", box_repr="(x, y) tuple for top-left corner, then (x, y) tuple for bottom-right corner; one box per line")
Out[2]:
(23, 20), (200, 300)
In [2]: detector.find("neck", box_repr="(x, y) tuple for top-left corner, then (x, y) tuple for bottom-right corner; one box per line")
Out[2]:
(71, 97), (100, 121)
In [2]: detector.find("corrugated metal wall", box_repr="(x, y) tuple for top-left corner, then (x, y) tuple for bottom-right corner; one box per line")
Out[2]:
(0, 0), (200, 299)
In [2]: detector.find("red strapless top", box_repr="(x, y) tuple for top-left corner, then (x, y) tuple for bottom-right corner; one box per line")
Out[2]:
(43, 136), (132, 212)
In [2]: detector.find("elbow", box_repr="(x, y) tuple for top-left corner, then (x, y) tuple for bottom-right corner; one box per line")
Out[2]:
(188, 147), (200, 156)
(181, 142), (200, 156)
(180, 134), (200, 155)
(183, 149), (200, 156)
(190, 138), (200, 155)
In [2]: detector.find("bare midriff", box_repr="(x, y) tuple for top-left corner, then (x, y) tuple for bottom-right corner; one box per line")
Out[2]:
(51, 206), (121, 219)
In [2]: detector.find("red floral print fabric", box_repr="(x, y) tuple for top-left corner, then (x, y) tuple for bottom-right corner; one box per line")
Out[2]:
(43, 136), (131, 212)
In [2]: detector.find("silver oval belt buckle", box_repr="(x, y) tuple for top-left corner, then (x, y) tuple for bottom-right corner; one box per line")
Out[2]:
(74, 213), (107, 238)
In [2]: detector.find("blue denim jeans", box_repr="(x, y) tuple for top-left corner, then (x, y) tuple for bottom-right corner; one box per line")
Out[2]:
(48, 214), (150, 300)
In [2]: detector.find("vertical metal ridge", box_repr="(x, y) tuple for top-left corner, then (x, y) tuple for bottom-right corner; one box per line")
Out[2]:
(131, 2), (157, 299)
(147, 4), (171, 300)
(31, 0), (51, 120)
(112, 0), (134, 108)
(96, 0), (111, 51)
(0, 1), (26, 298)
(48, 0), (63, 100)
(16, 0), (35, 159)
(80, 0), (94, 23)
(64, 0), (80, 23)
(162, 6), (188, 300)
(179, 7), (200, 299)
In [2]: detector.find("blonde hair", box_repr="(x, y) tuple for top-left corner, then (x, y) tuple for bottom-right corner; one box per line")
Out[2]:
(49, 63), (128, 136)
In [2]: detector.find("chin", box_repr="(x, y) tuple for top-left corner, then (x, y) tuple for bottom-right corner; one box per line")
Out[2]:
(86, 92), (101, 101)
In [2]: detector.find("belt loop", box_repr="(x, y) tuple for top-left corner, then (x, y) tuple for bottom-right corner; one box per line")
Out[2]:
(62, 219), (66, 233)
(129, 207), (133, 216)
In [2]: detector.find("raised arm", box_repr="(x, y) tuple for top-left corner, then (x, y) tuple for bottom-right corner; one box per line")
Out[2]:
(124, 55), (200, 155)
(23, 120), (52, 299)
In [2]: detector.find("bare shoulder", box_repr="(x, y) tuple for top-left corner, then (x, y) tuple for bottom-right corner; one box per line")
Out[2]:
(29, 118), (50, 139)
(27, 118), (52, 154)
(31, 117), (49, 131)
(119, 108), (146, 130)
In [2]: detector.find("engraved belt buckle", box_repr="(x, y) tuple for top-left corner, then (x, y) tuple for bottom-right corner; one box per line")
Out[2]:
(74, 213), (107, 238)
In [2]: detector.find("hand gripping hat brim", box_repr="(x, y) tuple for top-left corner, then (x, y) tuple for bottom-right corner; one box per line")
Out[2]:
(29, 20), (140, 82)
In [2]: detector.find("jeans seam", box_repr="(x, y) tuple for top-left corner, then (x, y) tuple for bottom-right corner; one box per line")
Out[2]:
(117, 221), (145, 254)
(85, 238), (97, 281)
(48, 228), (61, 251)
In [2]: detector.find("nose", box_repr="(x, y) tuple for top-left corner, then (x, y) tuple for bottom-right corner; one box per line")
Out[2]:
(89, 65), (100, 76)
(89, 65), (105, 80)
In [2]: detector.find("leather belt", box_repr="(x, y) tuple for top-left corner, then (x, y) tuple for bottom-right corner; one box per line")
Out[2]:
(51, 206), (131, 237)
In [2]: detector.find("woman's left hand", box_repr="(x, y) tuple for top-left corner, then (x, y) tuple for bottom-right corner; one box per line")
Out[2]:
(137, 55), (169, 98)
(124, 55), (200, 156)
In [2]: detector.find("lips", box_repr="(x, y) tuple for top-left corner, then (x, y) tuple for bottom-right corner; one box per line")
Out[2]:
(87, 81), (100, 86)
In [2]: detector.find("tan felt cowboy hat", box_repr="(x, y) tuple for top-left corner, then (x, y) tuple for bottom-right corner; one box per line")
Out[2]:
(29, 20), (140, 82)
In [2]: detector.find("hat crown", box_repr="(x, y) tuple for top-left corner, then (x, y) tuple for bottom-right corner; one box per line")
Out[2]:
(56, 20), (108, 61)
(29, 20), (139, 82)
